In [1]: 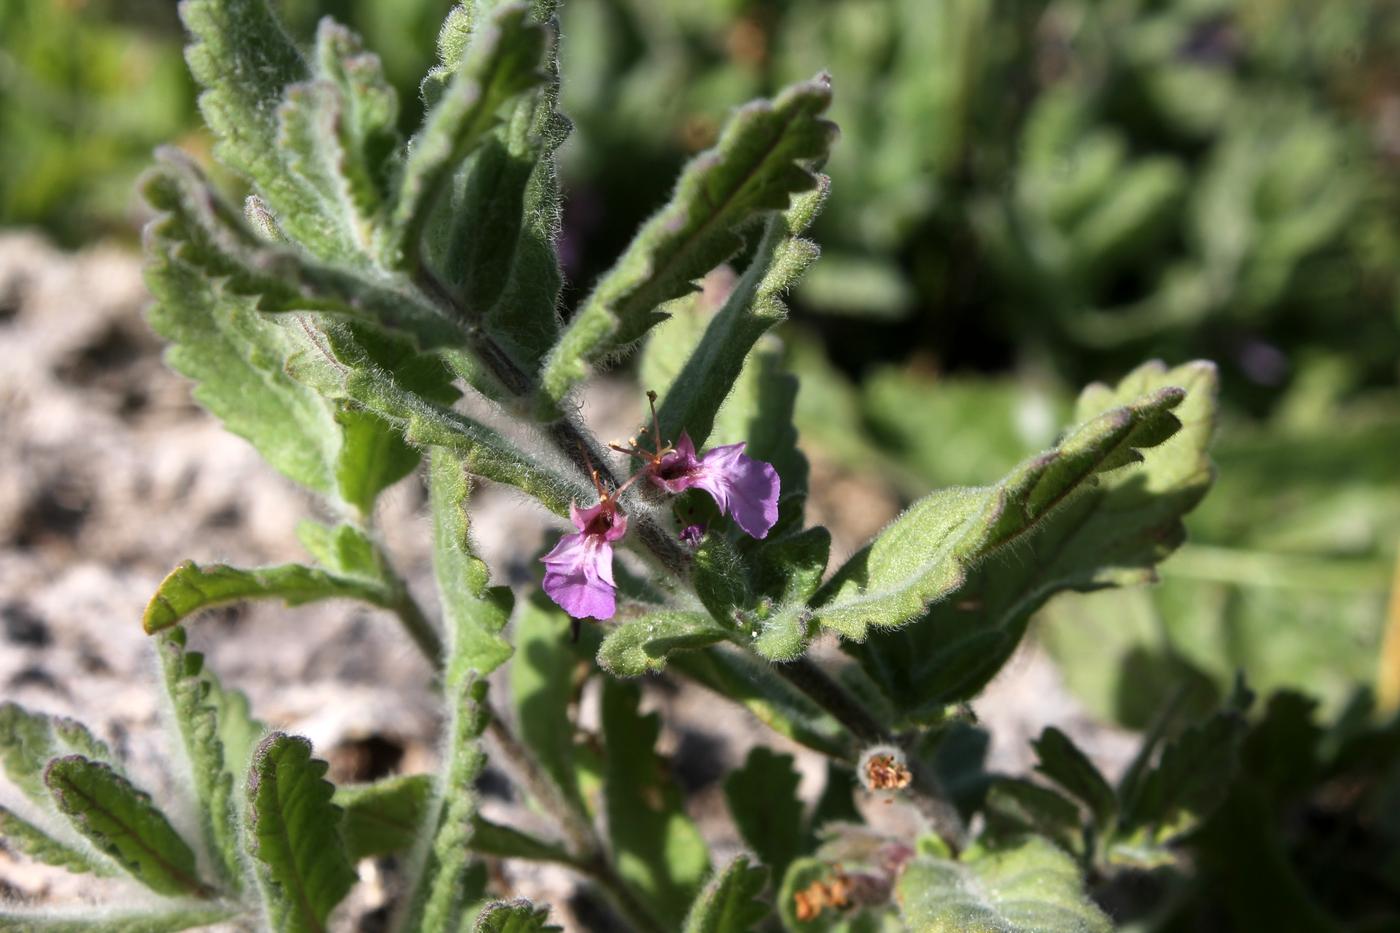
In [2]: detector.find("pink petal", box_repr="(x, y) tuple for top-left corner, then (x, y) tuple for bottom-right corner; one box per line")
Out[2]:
(541, 532), (618, 620)
(698, 443), (781, 538)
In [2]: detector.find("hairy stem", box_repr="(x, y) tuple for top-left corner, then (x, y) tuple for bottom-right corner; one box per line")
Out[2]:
(772, 657), (967, 852)
(380, 543), (661, 930)
(482, 705), (600, 858)
(406, 267), (966, 860)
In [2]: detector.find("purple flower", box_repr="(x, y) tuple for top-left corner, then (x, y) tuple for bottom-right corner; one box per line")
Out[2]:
(679, 523), (707, 546)
(541, 500), (629, 621)
(648, 432), (780, 539)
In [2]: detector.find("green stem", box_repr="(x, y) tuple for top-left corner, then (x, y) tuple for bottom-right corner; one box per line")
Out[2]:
(389, 589), (444, 671)
(771, 658), (967, 852)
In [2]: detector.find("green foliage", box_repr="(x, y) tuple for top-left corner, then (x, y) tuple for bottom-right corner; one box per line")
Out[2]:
(723, 748), (804, 884)
(45, 756), (208, 898)
(287, 322), (581, 515)
(245, 733), (356, 932)
(816, 362), (1198, 642)
(388, 5), (548, 268)
(1031, 728), (1117, 830)
(510, 598), (589, 815)
(335, 773), (433, 861)
(541, 75), (837, 407)
(18, 0), (1398, 928)
(142, 559), (395, 634)
(398, 676), (493, 932)
(430, 448), (515, 680)
(683, 856), (770, 933)
(845, 361), (1217, 720)
(647, 181), (828, 450)
(474, 900), (563, 933)
(601, 679), (710, 929)
(598, 610), (729, 677)
(0, 806), (112, 877)
(155, 628), (258, 889)
(0, 703), (115, 806)
(895, 838), (1111, 933)
(0, 0), (194, 244)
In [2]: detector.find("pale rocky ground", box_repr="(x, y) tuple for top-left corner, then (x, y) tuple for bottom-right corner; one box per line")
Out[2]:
(0, 233), (1136, 930)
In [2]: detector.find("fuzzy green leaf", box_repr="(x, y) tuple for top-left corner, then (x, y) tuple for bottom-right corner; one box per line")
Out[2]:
(44, 757), (208, 898)
(144, 165), (453, 515)
(1118, 685), (1253, 845)
(1032, 728), (1117, 830)
(602, 679), (710, 929)
(289, 323), (581, 515)
(844, 361), (1218, 717)
(598, 611), (730, 677)
(815, 375), (1189, 640)
(652, 181), (827, 451)
(278, 20), (399, 262)
(694, 533), (755, 623)
(178, 0), (324, 253)
(155, 628), (258, 890)
(389, 5), (547, 267)
(683, 856), (770, 933)
(0, 905), (237, 932)
(397, 677), (492, 932)
(246, 734), (356, 933)
(430, 448), (514, 682)
(435, 18), (567, 373)
(473, 900), (562, 933)
(672, 648), (849, 759)
(983, 779), (1084, 854)
(335, 774), (433, 861)
(142, 560), (394, 634)
(895, 839), (1111, 933)
(0, 705), (69, 804)
(142, 155), (467, 353)
(541, 75), (836, 406)
(0, 705), (116, 807)
(0, 806), (112, 876)
(723, 749), (804, 883)
(510, 597), (587, 814)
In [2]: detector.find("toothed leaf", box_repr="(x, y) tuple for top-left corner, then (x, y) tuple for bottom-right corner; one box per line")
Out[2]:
(598, 611), (730, 677)
(335, 774), (433, 861)
(0, 806), (113, 876)
(430, 448), (514, 682)
(723, 749), (803, 882)
(398, 677), (492, 932)
(841, 362), (1218, 719)
(246, 734), (355, 932)
(389, 5), (547, 268)
(142, 560), (395, 634)
(154, 628), (255, 889)
(602, 679), (709, 929)
(542, 76), (836, 406)
(45, 757), (207, 898)
(474, 900), (562, 933)
(683, 856), (770, 933)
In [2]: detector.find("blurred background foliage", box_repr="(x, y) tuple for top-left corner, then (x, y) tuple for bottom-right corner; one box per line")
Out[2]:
(3, 0), (1399, 726)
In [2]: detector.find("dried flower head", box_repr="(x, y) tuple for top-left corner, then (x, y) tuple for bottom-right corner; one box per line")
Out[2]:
(858, 744), (913, 793)
(793, 870), (852, 922)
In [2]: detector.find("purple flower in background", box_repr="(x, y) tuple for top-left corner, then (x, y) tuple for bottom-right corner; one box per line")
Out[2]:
(541, 499), (629, 620)
(648, 432), (780, 538)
